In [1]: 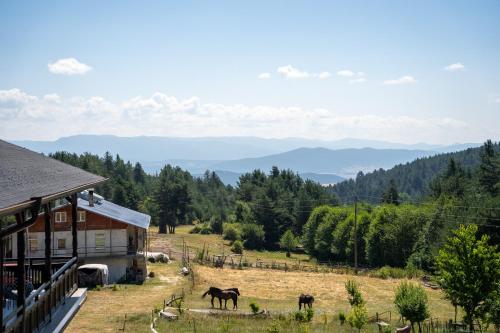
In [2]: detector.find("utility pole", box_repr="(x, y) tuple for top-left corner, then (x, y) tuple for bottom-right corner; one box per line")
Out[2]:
(354, 195), (358, 273)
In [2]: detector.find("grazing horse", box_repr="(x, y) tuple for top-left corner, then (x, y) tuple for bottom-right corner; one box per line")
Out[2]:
(298, 294), (314, 310)
(202, 287), (238, 310)
(204, 287), (240, 307)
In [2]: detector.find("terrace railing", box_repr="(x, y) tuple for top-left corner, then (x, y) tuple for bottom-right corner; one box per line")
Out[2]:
(2, 256), (78, 333)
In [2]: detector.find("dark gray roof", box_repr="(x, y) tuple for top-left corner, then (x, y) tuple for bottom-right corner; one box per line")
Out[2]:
(77, 197), (150, 229)
(0, 140), (106, 215)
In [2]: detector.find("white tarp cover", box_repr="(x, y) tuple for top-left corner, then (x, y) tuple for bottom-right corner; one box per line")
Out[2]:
(78, 264), (109, 286)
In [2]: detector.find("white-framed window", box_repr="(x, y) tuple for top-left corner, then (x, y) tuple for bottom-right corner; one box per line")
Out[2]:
(55, 212), (67, 223)
(57, 238), (66, 249)
(28, 237), (38, 252)
(95, 233), (105, 249)
(77, 211), (86, 222)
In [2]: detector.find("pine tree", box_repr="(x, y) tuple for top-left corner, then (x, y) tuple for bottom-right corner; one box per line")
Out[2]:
(479, 140), (499, 196)
(381, 179), (399, 205)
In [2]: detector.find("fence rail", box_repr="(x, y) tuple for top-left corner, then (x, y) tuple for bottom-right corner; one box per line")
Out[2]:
(3, 257), (78, 333)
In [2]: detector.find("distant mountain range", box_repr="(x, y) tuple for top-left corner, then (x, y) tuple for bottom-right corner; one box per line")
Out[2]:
(11, 135), (483, 185)
(194, 170), (345, 186)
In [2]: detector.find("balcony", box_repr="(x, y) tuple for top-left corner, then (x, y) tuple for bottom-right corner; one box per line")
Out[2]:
(2, 257), (78, 333)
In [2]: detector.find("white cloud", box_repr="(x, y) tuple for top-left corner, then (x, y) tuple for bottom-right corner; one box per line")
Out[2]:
(494, 97), (500, 104)
(0, 88), (38, 106)
(0, 88), (488, 144)
(337, 70), (355, 77)
(48, 58), (92, 75)
(350, 77), (367, 84)
(277, 65), (309, 79)
(258, 73), (271, 79)
(383, 76), (416, 85)
(317, 72), (331, 79)
(43, 93), (61, 103)
(337, 70), (365, 83)
(444, 63), (465, 72)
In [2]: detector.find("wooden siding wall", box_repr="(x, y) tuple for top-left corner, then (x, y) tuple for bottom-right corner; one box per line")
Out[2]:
(28, 205), (128, 232)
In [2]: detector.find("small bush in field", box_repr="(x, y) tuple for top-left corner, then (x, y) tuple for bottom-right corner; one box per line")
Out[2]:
(293, 311), (305, 322)
(249, 302), (260, 314)
(305, 308), (314, 322)
(266, 321), (281, 333)
(347, 305), (368, 332)
(200, 224), (212, 234)
(338, 310), (346, 325)
(293, 309), (314, 323)
(231, 240), (244, 254)
(345, 280), (364, 306)
(223, 224), (241, 242)
(189, 225), (202, 234)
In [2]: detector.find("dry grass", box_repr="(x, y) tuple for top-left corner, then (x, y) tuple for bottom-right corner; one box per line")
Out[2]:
(68, 228), (459, 332)
(66, 263), (186, 333)
(187, 265), (456, 321)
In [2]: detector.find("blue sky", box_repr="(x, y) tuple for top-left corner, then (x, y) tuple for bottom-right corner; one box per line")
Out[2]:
(1, 1), (499, 143)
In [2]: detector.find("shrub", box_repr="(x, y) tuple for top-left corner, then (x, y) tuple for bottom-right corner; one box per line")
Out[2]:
(345, 280), (364, 306)
(189, 224), (202, 234)
(210, 216), (223, 234)
(347, 305), (368, 333)
(231, 240), (244, 254)
(338, 311), (346, 325)
(394, 281), (429, 331)
(369, 266), (423, 280)
(241, 223), (265, 250)
(266, 321), (281, 333)
(293, 311), (305, 322)
(305, 308), (314, 322)
(249, 301), (260, 314)
(280, 230), (298, 257)
(200, 224), (212, 234)
(223, 223), (241, 242)
(293, 309), (314, 323)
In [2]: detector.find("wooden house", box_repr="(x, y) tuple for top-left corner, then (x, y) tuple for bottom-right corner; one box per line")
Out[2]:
(0, 139), (106, 333)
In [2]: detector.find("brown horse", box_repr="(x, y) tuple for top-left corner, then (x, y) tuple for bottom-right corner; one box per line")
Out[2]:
(202, 287), (238, 310)
(298, 294), (314, 310)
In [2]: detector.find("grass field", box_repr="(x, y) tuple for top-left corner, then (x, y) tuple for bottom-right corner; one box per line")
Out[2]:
(68, 228), (461, 333)
(149, 225), (311, 264)
(66, 263), (187, 333)
(155, 264), (457, 333)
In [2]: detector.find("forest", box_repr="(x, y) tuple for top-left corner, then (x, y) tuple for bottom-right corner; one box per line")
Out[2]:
(50, 140), (500, 270)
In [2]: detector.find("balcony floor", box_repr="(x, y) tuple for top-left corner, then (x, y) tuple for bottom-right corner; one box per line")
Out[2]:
(39, 288), (87, 333)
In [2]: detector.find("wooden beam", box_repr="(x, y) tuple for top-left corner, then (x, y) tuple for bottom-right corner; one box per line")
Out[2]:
(0, 237), (4, 332)
(71, 194), (78, 258)
(43, 204), (52, 281)
(43, 204), (53, 323)
(15, 213), (26, 314)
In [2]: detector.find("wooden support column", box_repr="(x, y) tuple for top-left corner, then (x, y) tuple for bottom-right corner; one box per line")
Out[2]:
(15, 213), (26, 313)
(43, 204), (52, 282)
(71, 194), (78, 258)
(0, 237), (4, 332)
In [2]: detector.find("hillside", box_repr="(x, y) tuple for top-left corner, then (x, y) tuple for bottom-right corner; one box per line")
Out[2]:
(330, 142), (500, 203)
(13, 135), (465, 179)
(211, 147), (434, 178)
